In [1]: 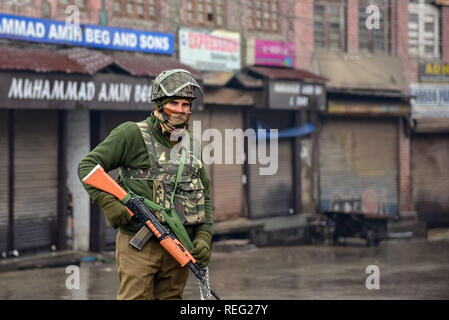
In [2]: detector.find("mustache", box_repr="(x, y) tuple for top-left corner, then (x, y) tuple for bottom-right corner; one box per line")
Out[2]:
(163, 108), (191, 118)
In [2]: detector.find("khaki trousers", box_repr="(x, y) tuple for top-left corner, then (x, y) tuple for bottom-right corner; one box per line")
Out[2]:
(115, 231), (189, 300)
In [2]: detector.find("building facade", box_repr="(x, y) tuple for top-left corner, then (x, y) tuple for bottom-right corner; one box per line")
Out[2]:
(2, 0), (448, 256)
(0, 0), (326, 255)
(306, 0), (449, 227)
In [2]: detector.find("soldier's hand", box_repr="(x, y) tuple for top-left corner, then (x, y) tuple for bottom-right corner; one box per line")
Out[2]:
(94, 193), (132, 229)
(191, 231), (212, 267)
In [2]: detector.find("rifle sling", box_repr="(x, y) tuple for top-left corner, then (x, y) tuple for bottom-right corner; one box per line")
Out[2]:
(119, 147), (194, 251)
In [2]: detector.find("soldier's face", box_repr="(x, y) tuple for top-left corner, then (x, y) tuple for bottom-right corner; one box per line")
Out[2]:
(163, 99), (191, 125)
(163, 99), (191, 116)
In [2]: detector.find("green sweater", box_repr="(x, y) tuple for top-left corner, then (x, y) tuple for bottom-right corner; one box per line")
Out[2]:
(78, 114), (213, 238)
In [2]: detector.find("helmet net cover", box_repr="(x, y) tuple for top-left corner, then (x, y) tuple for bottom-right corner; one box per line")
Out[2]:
(150, 69), (203, 101)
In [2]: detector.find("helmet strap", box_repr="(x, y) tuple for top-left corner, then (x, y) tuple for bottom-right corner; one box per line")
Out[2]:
(156, 100), (169, 121)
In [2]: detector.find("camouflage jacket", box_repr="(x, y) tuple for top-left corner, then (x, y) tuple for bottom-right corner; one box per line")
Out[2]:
(79, 114), (213, 238)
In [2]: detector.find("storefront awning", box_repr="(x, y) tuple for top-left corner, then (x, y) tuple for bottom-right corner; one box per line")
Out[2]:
(315, 50), (407, 95)
(235, 66), (327, 110)
(0, 45), (93, 74)
(113, 54), (203, 79)
(204, 88), (259, 106)
(0, 45), (203, 110)
(413, 118), (449, 133)
(228, 73), (264, 89)
(201, 72), (235, 87)
(247, 66), (327, 83)
(328, 99), (410, 117)
(0, 44), (202, 79)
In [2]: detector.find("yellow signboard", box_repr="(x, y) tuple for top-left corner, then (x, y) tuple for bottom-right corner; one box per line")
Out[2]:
(419, 62), (449, 83)
(328, 101), (410, 116)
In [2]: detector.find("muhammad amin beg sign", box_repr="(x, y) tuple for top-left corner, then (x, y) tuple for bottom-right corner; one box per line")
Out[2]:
(0, 72), (153, 110)
(0, 13), (174, 54)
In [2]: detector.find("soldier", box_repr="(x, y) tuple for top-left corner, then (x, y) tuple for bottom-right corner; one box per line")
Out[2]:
(78, 69), (212, 300)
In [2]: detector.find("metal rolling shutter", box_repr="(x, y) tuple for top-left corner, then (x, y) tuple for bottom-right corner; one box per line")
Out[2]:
(319, 118), (398, 215)
(247, 110), (294, 218)
(99, 111), (148, 248)
(208, 108), (244, 221)
(248, 139), (294, 218)
(190, 110), (212, 179)
(14, 110), (58, 251)
(411, 134), (449, 227)
(0, 110), (8, 253)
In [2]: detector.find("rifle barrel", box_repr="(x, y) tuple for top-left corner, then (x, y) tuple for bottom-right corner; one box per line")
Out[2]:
(188, 262), (222, 300)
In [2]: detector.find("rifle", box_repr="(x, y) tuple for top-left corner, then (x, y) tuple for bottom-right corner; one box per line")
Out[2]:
(83, 164), (221, 300)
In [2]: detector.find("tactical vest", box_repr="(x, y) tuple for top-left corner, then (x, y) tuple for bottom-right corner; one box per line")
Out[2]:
(120, 120), (206, 226)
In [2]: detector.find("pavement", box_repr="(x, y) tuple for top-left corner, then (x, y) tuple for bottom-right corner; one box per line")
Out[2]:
(1, 236), (449, 300)
(0, 218), (445, 275)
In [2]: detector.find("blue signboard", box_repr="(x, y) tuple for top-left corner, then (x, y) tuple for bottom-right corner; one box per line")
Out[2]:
(0, 13), (174, 55)
(410, 83), (449, 118)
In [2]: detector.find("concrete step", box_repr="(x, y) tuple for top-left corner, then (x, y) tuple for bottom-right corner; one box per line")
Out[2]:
(427, 228), (449, 241)
(387, 219), (427, 238)
(213, 217), (264, 237)
(251, 214), (312, 247)
(0, 250), (85, 273)
(212, 239), (258, 253)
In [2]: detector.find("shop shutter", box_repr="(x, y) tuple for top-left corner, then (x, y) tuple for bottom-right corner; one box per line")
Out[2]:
(208, 108), (244, 221)
(248, 139), (294, 218)
(319, 118), (398, 215)
(247, 110), (294, 219)
(99, 111), (148, 248)
(411, 134), (449, 227)
(0, 110), (8, 253)
(190, 110), (212, 179)
(13, 110), (58, 251)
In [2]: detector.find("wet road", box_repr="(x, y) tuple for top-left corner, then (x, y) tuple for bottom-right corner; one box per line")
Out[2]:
(1, 238), (449, 300)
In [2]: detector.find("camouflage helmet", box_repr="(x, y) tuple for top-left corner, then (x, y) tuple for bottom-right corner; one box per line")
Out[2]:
(150, 69), (203, 101)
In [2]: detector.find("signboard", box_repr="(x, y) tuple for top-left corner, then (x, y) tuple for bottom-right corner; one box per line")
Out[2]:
(179, 27), (240, 72)
(410, 83), (449, 118)
(0, 13), (174, 54)
(419, 62), (449, 83)
(268, 81), (323, 110)
(328, 101), (410, 116)
(252, 39), (295, 68)
(0, 71), (154, 110)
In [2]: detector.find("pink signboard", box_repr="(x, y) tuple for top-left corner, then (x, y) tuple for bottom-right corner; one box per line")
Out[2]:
(254, 39), (296, 68)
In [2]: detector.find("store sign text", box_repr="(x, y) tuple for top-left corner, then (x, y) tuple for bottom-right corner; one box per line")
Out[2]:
(179, 27), (240, 71)
(0, 13), (174, 54)
(419, 62), (449, 83)
(7, 77), (152, 103)
(269, 81), (323, 110)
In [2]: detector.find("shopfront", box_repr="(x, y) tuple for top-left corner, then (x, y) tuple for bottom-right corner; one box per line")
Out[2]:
(239, 65), (326, 219)
(0, 44), (201, 254)
(410, 62), (449, 227)
(0, 65), (88, 256)
(319, 99), (410, 217)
